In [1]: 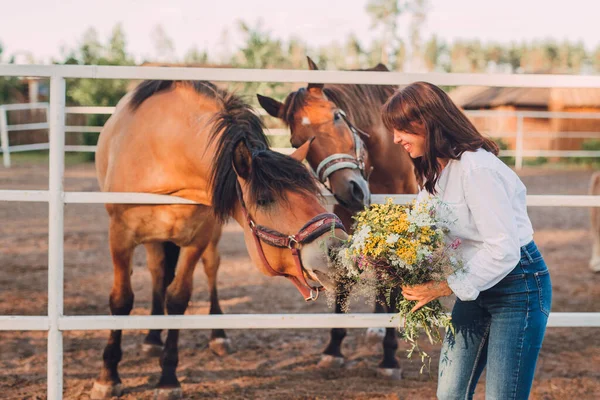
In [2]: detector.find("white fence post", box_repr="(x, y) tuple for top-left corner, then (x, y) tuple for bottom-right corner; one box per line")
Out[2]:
(0, 107), (10, 167)
(515, 113), (524, 170)
(45, 103), (51, 148)
(47, 75), (65, 400)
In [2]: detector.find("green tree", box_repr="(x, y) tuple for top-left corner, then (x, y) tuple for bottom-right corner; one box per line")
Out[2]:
(60, 23), (135, 160)
(568, 41), (588, 73)
(232, 19), (288, 102)
(108, 24), (128, 62)
(484, 43), (507, 66)
(467, 40), (486, 72)
(288, 37), (308, 69)
(0, 41), (26, 104)
(366, 0), (406, 66)
(66, 24), (134, 106)
(234, 20), (286, 68)
(151, 24), (176, 62)
(407, 0), (428, 71)
(318, 41), (346, 69)
(593, 45), (600, 73)
(184, 46), (209, 65)
(79, 28), (102, 64)
(507, 42), (524, 72)
(424, 35), (447, 71)
(345, 34), (364, 69)
(520, 41), (551, 73)
(366, 39), (385, 67)
(391, 39), (407, 70)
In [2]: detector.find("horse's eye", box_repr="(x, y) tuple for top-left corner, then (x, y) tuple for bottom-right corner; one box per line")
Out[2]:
(257, 197), (274, 207)
(334, 112), (342, 122)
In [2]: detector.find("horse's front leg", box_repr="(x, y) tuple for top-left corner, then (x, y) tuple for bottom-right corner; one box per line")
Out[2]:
(377, 288), (401, 380)
(319, 286), (349, 368)
(201, 226), (232, 356)
(365, 288), (388, 344)
(91, 223), (135, 399)
(317, 204), (355, 368)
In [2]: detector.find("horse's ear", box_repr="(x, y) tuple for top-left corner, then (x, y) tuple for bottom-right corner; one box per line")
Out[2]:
(290, 137), (314, 162)
(306, 56), (324, 92)
(372, 63), (390, 72)
(257, 94), (283, 119)
(232, 139), (252, 180)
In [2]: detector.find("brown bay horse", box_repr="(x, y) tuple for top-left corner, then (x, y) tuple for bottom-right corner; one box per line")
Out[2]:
(92, 80), (347, 399)
(258, 58), (418, 377)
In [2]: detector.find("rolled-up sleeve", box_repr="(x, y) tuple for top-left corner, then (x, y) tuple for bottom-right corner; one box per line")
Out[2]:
(447, 167), (521, 301)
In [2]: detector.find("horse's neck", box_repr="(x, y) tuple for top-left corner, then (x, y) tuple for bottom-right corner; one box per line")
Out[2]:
(328, 86), (418, 194)
(364, 124), (418, 195)
(364, 125), (397, 168)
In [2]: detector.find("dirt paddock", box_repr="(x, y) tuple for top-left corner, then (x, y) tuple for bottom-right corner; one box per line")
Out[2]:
(0, 160), (599, 399)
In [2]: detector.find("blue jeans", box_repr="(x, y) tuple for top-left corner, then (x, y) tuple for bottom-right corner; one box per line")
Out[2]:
(437, 241), (552, 400)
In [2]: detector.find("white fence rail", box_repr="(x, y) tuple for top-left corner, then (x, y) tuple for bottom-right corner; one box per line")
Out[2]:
(0, 104), (291, 167)
(3, 104), (600, 169)
(1, 64), (600, 399)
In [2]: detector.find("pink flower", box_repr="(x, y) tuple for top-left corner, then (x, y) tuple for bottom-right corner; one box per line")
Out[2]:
(450, 238), (462, 249)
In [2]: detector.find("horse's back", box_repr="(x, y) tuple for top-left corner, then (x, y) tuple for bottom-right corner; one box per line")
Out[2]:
(95, 83), (223, 245)
(96, 84), (218, 204)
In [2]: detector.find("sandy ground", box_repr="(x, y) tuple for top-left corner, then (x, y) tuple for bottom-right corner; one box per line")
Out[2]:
(0, 161), (599, 399)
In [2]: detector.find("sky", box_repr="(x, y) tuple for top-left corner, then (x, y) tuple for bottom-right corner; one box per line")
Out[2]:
(1, 0), (599, 64)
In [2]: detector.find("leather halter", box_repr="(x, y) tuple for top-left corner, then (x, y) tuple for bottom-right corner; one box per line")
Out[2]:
(312, 110), (370, 185)
(236, 182), (346, 301)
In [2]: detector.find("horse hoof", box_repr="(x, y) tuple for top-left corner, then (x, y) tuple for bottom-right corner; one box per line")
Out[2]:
(154, 387), (183, 400)
(318, 355), (345, 368)
(142, 343), (163, 357)
(209, 338), (233, 356)
(90, 381), (123, 399)
(377, 368), (402, 380)
(590, 258), (600, 272)
(366, 327), (386, 343)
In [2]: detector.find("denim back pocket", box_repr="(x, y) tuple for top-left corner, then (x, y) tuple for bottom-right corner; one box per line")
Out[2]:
(534, 270), (552, 317)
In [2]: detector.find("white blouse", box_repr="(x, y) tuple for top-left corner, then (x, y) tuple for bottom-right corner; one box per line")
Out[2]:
(417, 148), (534, 301)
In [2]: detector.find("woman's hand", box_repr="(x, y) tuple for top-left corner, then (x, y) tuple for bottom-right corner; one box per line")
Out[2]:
(401, 281), (453, 313)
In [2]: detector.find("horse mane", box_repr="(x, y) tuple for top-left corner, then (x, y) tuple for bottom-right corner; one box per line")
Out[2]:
(129, 80), (225, 111)
(130, 80), (320, 222)
(323, 84), (395, 131)
(280, 65), (396, 132)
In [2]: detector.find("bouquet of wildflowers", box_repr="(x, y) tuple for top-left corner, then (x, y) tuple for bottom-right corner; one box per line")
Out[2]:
(331, 197), (464, 367)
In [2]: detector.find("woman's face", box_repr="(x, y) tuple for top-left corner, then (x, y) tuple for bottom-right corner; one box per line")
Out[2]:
(393, 128), (426, 158)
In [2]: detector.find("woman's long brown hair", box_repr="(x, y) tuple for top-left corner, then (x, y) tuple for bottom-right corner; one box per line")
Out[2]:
(381, 81), (499, 194)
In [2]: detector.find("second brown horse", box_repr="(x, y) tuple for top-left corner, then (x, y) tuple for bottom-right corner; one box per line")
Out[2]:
(258, 58), (417, 377)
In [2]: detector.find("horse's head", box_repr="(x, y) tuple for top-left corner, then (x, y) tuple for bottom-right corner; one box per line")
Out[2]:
(257, 57), (371, 213)
(230, 138), (346, 299)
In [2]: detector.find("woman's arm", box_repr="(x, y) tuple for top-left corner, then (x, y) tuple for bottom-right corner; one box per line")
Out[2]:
(402, 166), (522, 309)
(447, 166), (521, 301)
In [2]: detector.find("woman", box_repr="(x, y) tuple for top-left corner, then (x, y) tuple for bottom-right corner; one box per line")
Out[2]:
(381, 82), (552, 400)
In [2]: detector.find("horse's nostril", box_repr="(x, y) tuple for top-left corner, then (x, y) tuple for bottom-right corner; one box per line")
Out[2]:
(350, 180), (366, 203)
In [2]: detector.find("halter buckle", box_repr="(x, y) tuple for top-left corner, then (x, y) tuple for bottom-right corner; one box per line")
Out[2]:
(305, 287), (320, 302)
(287, 235), (299, 249)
